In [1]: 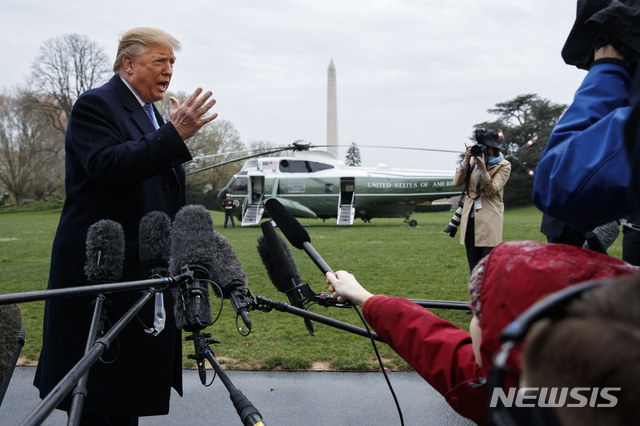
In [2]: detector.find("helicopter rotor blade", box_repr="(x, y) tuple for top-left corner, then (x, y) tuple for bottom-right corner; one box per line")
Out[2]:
(185, 142), (463, 176)
(317, 144), (462, 154)
(186, 147), (292, 176)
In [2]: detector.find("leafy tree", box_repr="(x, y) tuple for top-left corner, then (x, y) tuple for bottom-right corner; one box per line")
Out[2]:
(345, 141), (361, 166)
(0, 92), (65, 205)
(472, 94), (566, 208)
(21, 33), (110, 135)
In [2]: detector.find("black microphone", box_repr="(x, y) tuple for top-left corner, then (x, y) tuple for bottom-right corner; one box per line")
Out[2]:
(139, 211), (172, 336)
(264, 198), (333, 274)
(258, 221), (314, 334)
(139, 211), (172, 276)
(211, 231), (252, 331)
(583, 221), (620, 254)
(169, 205), (214, 332)
(0, 304), (23, 392)
(84, 219), (125, 284)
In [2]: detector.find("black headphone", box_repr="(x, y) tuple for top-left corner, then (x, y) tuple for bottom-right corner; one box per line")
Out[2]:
(484, 279), (608, 426)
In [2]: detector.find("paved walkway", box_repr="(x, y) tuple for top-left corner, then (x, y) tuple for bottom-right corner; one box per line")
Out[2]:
(1, 367), (474, 425)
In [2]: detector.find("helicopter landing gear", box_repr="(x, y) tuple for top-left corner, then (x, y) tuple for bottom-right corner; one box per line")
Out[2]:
(409, 219), (418, 227)
(361, 216), (371, 223)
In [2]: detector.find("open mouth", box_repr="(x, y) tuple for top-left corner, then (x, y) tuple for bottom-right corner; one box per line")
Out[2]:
(157, 82), (169, 92)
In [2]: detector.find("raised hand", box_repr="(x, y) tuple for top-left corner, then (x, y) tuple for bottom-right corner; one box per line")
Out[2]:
(170, 88), (218, 140)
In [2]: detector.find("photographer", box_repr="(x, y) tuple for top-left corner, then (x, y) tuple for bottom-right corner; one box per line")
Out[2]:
(453, 129), (511, 272)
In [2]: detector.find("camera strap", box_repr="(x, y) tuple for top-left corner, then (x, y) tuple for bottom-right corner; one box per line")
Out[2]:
(464, 162), (482, 201)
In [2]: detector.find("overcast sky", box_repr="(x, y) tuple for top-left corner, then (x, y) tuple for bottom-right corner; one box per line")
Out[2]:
(1, 0), (586, 170)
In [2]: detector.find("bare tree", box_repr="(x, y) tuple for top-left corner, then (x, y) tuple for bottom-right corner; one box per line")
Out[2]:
(247, 139), (287, 157)
(186, 119), (247, 190)
(157, 91), (246, 190)
(0, 92), (64, 205)
(22, 33), (110, 134)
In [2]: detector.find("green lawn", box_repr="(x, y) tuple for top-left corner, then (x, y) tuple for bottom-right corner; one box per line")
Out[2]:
(0, 205), (623, 371)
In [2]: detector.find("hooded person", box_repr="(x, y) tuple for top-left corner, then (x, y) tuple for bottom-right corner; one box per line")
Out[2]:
(326, 241), (639, 425)
(533, 0), (640, 230)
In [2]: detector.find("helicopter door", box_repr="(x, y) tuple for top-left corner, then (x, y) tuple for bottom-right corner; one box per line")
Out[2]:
(242, 176), (265, 226)
(337, 177), (356, 225)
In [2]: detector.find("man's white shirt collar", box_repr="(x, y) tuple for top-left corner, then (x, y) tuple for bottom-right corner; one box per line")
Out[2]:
(119, 74), (146, 107)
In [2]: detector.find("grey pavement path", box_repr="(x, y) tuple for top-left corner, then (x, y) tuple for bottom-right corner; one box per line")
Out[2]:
(0, 367), (475, 425)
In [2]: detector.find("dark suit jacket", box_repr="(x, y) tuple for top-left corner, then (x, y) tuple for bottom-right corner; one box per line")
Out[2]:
(35, 75), (192, 417)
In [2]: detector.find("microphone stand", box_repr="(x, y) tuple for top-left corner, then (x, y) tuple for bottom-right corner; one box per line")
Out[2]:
(0, 276), (184, 306)
(185, 329), (266, 426)
(249, 287), (470, 342)
(20, 288), (159, 426)
(301, 285), (470, 311)
(251, 294), (384, 342)
(67, 293), (109, 426)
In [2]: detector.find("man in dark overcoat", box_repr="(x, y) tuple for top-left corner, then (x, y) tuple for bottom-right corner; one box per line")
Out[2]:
(34, 27), (217, 425)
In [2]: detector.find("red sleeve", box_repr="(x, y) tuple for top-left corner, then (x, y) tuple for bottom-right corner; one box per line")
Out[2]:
(363, 295), (482, 397)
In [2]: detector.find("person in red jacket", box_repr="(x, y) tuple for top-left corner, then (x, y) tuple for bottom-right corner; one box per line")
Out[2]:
(326, 241), (639, 425)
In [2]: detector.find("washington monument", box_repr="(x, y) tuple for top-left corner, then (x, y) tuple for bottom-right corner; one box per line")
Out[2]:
(326, 59), (338, 158)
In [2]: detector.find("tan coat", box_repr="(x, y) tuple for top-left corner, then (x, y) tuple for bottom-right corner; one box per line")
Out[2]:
(453, 158), (511, 247)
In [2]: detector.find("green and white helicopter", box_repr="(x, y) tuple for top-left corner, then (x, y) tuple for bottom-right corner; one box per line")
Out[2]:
(190, 141), (464, 226)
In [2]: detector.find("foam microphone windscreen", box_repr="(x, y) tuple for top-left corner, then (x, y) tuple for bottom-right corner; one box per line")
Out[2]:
(84, 219), (125, 284)
(257, 225), (302, 294)
(583, 221), (620, 252)
(0, 304), (22, 385)
(169, 205), (215, 331)
(264, 198), (310, 250)
(169, 205), (215, 276)
(211, 231), (248, 297)
(139, 211), (172, 267)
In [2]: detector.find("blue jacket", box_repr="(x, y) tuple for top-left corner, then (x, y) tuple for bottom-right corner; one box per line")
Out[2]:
(533, 62), (635, 231)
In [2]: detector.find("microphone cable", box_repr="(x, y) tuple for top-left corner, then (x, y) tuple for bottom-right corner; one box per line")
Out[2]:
(342, 303), (405, 426)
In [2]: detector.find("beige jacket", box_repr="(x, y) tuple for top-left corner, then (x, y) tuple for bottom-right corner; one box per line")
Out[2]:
(453, 157), (511, 247)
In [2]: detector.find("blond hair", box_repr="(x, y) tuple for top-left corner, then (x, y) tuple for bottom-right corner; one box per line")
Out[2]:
(113, 27), (181, 74)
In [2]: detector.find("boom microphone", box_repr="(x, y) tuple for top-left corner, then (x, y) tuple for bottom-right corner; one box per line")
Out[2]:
(139, 211), (172, 336)
(583, 221), (620, 254)
(84, 219), (125, 284)
(258, 221), (314, 334)
(264, 198), (333, 274)
(211, 232), (252, 331)
(169, 205), (215, 332)
(258, 222), (302, 293)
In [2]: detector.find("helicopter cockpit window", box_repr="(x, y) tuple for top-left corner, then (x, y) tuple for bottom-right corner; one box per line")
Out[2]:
(279, 160), (334, 173)
(233, 177), (248, 191)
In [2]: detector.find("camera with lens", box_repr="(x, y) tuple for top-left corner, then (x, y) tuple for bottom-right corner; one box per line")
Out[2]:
(444, 197), (465, 237)
(470, 128), (489, 158)
(470, 128), (502, 158)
